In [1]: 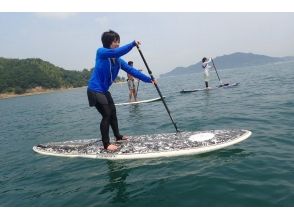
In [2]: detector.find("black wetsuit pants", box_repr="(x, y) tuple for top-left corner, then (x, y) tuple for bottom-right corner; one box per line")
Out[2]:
(88, 90), (122, 148)
(205, 81), (209, 88)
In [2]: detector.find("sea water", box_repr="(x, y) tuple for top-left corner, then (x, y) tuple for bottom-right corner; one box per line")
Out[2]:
(0, 61), (294, 206)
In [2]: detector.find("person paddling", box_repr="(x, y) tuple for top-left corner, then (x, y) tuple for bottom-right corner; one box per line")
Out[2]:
(202, 57), (212, 89)
(126, 61), (139, 102)
(87, 30), (154, 151)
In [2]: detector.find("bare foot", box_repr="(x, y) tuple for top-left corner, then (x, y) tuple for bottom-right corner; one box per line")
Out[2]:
(116, 136), (128, 142)
(121, 136), (128, 140)
(106, 144), (118, 152)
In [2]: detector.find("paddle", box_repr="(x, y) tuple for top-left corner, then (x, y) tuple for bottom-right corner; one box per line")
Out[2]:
(211, 58), (223, 86)
(136, 45), (180, 133)
(135, 80), (140, 100)
(135, 69), (143, 100)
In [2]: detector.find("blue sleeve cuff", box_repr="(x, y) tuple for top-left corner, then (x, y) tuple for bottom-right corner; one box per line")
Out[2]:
(132, 41), (136, 47)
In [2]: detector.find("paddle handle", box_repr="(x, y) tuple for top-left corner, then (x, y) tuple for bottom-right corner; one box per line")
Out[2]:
(136, 45), (180, 133)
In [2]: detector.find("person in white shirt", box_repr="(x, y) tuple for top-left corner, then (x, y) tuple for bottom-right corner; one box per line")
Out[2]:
(202, 57), (212, 89)
(126, 61), (139, 102)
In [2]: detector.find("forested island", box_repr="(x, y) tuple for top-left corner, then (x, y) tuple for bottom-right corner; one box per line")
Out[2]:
(0, 57), (125, 99)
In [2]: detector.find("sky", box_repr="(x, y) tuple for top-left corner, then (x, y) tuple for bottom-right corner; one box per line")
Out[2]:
(1, 3), (294, 77)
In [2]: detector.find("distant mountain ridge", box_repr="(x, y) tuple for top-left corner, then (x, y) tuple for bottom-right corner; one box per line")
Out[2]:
(162, 52), (294, 77)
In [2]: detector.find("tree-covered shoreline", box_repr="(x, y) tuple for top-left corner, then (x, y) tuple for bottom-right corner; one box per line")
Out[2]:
(0, 57), (125, 98)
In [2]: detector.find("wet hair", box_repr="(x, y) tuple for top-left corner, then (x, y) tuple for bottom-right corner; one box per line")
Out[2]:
(202, 57), (207, 63)
(128, 61), (133, 66)
(101, 30), (120, 48)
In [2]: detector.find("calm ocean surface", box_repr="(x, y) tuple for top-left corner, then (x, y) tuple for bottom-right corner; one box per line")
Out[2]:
(1, 61), (294, 207)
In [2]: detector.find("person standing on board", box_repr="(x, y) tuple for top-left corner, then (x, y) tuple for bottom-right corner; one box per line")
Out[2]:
(87, 30), (153, 151)
(202, 57), (212, 89)
(126, 61), (140, 102)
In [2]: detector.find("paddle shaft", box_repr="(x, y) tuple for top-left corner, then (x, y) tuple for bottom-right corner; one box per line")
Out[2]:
(136, 79), (140, 95)
(136, 45), (179, 133)
(211, 58), (222, 85)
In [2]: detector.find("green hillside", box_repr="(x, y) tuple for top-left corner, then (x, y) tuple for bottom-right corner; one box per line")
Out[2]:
(0, 57), (91, 94)
(0, 57), (125, 95)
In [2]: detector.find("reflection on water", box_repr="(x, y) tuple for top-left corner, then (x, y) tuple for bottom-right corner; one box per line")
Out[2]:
(129, 104), (140, 115)
(101, 161), (129, 205)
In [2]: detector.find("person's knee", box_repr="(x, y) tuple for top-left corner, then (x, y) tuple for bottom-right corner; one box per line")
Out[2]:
(103, 110), (112, 120)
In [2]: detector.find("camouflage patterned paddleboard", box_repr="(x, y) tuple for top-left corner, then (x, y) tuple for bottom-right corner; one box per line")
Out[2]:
(33, 129), (251, 160)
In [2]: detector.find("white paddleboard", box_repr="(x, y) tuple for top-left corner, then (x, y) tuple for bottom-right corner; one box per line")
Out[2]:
(33, 129), (251, 160)
(115, 97), (164, 106)
(181, 82), (239, 93)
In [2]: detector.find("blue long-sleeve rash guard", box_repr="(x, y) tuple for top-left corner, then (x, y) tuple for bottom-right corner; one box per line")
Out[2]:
(88, 41), (152, 93)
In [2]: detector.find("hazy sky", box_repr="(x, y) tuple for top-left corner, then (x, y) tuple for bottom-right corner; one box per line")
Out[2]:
(1, 12), (294, 76)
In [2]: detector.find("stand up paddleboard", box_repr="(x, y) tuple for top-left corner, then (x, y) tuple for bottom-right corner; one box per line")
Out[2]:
(33, 129), (251, 160)
(180, 82), (239, 93)
(115, 97), (164, 106)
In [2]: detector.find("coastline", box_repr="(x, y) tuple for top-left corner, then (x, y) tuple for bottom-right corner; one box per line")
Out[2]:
(0, 86), (84, 100)
(0, 81), (126, 100)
